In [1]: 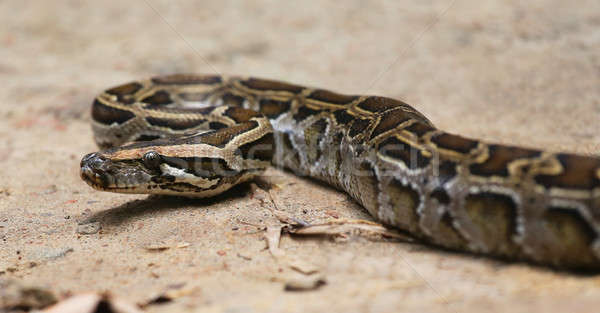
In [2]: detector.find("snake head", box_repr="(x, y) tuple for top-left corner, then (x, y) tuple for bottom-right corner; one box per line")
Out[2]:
(80, 151), (157, 194)
(80, 131), (270, 197)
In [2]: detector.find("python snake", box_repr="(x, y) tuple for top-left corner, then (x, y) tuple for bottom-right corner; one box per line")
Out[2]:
(80, 74), (600, 270)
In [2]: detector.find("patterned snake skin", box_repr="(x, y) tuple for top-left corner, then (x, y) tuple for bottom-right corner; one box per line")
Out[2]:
(80, 74), (600, 270)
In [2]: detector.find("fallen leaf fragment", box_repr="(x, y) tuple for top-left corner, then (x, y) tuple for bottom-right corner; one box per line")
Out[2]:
(286, 219), (412, 241)
(288, 260), (319, 275)
(265, 225), (284, 258)
(143, 241), (190, 252)
(140, 284), (200, 308)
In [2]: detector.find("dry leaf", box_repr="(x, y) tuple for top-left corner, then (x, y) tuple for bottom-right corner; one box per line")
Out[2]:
(265, 225), (284, 258)
(287, 219), (412, 241)
(288, 260), (319, 275)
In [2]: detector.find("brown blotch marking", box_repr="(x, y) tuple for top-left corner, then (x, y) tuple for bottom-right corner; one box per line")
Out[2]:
(304, 118), (328, 163)
(240, 78), (304, 93)
(196, 121), (258, 148)
(224, 106), (262, 123)
(236, 132), (274, 162)
(464, 192), (519, 256)
(259, 99), (291, 119)
(384, 179), (421, 234)
(141, 90), (172, 106)
(470, 145), (540, 177)
(404, 122), (436, 137)
(91, 99), (136, 125)
(293, 106), (322, 122)
(430, 133), (479, 154)
(151, 74), (222, 85)
(347, 118), (371, 138)
(357, 96), (406, 113)
(222, 92), (246, 107)
(105, 82), (143, 104)
(332, 109), (354, 125)
(436, 211), (469, 249)
(145, 116), (206, 130)
(542, 207), (598, 268)
(430, 187), (450, 205)
(535, 154), (600, 190)
(436, 160), (458, 185)
(378, 136), (431, 169)
(307, 89), (358, 104)
(369, 109), (411, 140)
(135, 134), (161, 142)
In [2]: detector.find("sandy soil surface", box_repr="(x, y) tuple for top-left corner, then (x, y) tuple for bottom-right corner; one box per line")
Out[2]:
(1, 1), (600, 312)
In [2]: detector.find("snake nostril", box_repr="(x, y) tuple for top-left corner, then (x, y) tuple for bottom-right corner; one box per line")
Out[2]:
(80, 152), (107, 169)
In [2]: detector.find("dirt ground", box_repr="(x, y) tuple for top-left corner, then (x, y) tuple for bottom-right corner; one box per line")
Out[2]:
(1, 1), (600, 312)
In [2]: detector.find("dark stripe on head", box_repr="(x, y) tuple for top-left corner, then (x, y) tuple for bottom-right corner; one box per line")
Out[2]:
(151, 74), (222, 85)
(430, 133), (479, 154)
(135, 134), (162, 142)
(535, 154), (600, 190)
(145, 116), (206, 130)
(92, 99), (136, 125)
(240, 78), (304, 93)
(292, 106), (322, 122)
(259, 99), (291, 119)
(378, 136), (431, 169)
(470, 145), (541, 177)
(307, 89), (358, 104)
(161, 156), (237, 178)
(105, 82), (143, 104)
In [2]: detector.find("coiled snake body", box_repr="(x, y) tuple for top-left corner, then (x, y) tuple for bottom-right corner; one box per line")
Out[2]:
(80, 74), (600, 270)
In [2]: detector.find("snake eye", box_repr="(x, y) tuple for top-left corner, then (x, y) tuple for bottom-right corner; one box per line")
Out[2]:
(143, 151), (161, 169)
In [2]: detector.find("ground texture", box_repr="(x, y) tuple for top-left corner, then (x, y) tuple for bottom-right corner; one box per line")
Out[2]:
(1, 1), (600, 312)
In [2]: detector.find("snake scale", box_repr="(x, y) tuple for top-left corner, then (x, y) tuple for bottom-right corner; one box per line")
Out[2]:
(80, 74), (600, 270)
